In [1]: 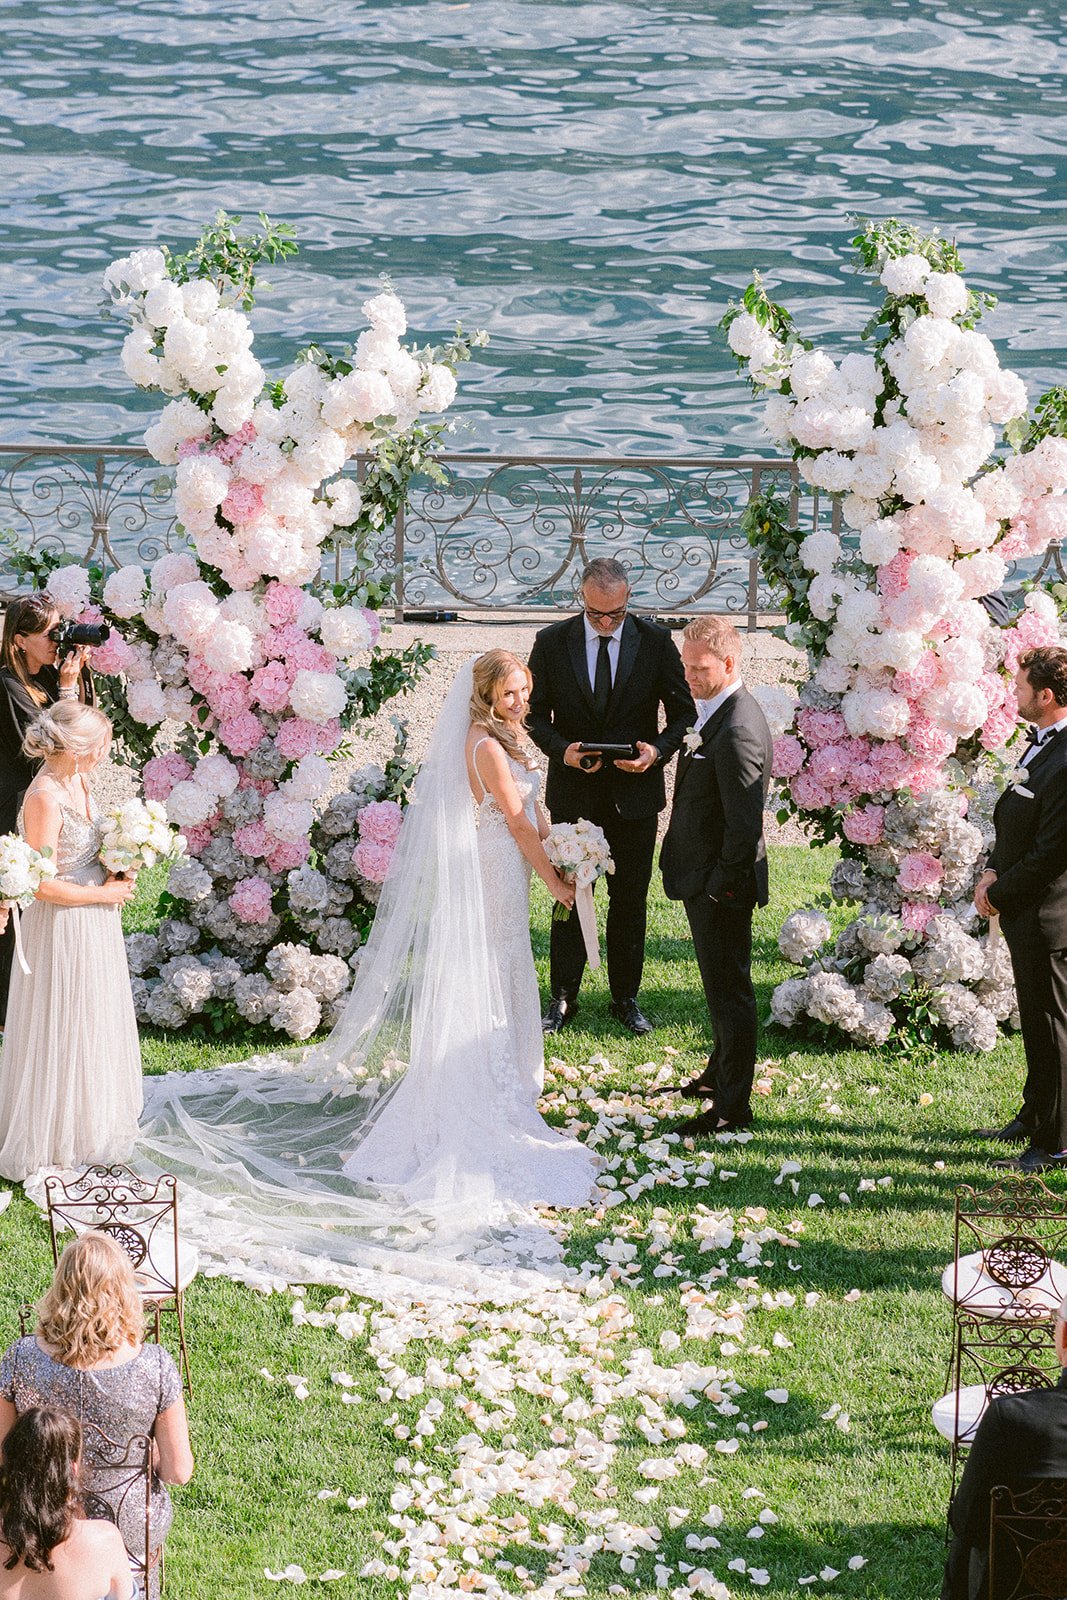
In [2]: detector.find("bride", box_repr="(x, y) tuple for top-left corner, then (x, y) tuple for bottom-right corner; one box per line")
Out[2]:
(133, 652), (601, 1299)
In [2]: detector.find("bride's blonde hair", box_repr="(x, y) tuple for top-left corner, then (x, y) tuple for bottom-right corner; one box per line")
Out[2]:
(470, 650), (536, 768)
(22, 700), (112, 764)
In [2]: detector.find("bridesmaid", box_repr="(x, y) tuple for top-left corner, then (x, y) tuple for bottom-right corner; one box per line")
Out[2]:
(0, 592), (94, 1023)
(0, 701), (139, 1182)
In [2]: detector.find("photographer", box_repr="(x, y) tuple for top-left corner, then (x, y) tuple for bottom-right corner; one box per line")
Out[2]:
(0, 592), (94, 1021)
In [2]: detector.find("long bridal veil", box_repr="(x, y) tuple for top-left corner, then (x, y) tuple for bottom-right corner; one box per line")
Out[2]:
(124, 660), (596, 1303)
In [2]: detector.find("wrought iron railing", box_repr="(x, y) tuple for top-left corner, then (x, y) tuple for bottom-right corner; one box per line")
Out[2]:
(0, 442), (1055, 627)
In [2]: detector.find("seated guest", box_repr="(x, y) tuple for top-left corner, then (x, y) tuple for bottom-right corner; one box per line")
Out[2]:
(943, 1292), (1067, 1599)
(0, 1406), (135, 1600)
(0, 1234), (193, 1598)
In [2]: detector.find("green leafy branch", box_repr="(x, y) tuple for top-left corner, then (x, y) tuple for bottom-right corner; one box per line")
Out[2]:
(164, 210), (298, 310)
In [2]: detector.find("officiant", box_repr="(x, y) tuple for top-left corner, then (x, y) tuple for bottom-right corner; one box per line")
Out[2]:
(528, 557), (694, 1035)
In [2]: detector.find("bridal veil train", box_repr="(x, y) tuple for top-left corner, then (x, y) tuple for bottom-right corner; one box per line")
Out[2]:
(129, 660), (599, 1302)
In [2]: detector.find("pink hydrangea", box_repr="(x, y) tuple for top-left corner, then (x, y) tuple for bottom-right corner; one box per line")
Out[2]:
(362, 607), (382, 648)
(218, 711), (265, 757)
(790, 772), (832, 811)
(266, 837), (310, 873)
(841, 804), (885, 846)
(143, 752), (193, 802)
(897, 851), (944, 895)
(877, 549), (916, 603)
(91, 632), (139, 675)
(810, 742), (852, 789)
(905, 708), (956, 762)
(357, 799), (404, 846)
(772, 735), (805, 778)
(211, 421), (256, 465)
(229, 877), (274, 924)
(233, 822), (270, 858)
(894, 652), (940, 699)
(273, 717), (320, 761)
(866, 740), (912, 788)
(901, 900), (940, 936)
(796, 708), (848, 747)
(353, 837), (395, 884)
(288, 637), (336, 674)
(184, 655), (217, 695)
(315, 718), (343, 757)
(177, 437), (206, 461)
(250, 660), (294, 713)
(206, 673), (254, 721)
(180, 823), (215, 856)
(220, 480), (264, 525)
(263, 582), (303, 628)
(980, 705), (1020, 751)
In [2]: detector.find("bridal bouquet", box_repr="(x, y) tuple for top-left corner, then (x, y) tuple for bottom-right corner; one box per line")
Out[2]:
(544, 820), (614, 970)
(544, 819), (614, 917)
(0, 835), (57, 908)
(99, 799), (186, 878)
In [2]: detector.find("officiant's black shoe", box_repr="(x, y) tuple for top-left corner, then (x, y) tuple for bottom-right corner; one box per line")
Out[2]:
(678, 1074), (717, 1101)
(993, 1146), (1057, 1174)
(971, 1117), (1031, 1143)
(676, 1106), (753, 1138)
(542, 996), (579, 1034)
(610, 998), (653, 1035)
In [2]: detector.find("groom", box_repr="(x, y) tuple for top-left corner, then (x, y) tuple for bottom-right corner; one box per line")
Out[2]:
(528, 557), (694, 1034)
(660, 615), (772, 1133)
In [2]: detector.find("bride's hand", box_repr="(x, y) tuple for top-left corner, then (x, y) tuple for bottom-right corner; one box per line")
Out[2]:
(98, 879), (136, 907)
(550, 872), (575, 911)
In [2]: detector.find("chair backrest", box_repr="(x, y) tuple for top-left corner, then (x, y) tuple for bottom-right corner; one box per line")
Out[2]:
(43, 1163), (181, 1300)
(990, 1479), (1067, 1599)
(78, 1417), (153, 1584)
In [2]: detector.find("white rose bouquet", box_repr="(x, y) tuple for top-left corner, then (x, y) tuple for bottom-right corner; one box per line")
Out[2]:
(99, 799), (187, 877)
(0, 835), (57, 908)
(543, 819), (614, 970)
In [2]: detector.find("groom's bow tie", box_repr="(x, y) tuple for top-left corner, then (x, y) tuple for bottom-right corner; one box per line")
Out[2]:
(1026, 725), (1059, 748)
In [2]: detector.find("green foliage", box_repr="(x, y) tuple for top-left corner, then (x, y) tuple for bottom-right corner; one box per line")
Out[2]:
(163, 209), (298, 310)
(1020, 383), (1067, 450)
(849, 216), (964, 277)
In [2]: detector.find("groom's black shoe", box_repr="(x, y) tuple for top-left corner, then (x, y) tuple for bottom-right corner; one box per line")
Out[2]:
(970, 1117), (1031, 1143)
(676, 1106), (753, 1138)
(542, 995), (579, 1034)
(610, 998), (653, 1036)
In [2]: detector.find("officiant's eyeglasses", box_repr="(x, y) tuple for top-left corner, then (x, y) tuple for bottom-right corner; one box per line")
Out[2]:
(584, 603), (628, 623)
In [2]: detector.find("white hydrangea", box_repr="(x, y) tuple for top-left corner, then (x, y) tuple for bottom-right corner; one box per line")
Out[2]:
(263, 792), (316, 841)
(778, 909), (832, 965)
(319, 605), (373, 660)
(289, 669), (348, 724)
(165, 780), (218, 829)
(125, 679), (168, 725)
(46, 564), (92, 619)
(103, 564), (148, 620)
(750, 684), (798, 739)
(923, 272), (970, 320)
(192, 754), (240, 798)
(880, 253), (931, 297)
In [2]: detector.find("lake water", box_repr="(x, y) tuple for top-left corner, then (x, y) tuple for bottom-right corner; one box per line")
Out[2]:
(0, 0), (1064, 461)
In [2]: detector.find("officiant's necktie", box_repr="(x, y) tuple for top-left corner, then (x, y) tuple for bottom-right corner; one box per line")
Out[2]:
(593, 636), (612, 718)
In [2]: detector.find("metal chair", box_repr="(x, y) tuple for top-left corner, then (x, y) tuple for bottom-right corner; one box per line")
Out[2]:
(43, 1164), (197, 1395)
(989, 1479), (1067, 1599)
(78, 1418), (159, 1596)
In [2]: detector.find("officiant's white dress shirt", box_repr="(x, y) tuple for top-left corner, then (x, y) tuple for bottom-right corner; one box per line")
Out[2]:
(583, 616), (624, 688)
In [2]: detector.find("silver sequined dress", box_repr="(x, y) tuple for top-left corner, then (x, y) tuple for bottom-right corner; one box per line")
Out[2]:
(0, 791), (142, 1181)
(1, 1334), (181, 1591)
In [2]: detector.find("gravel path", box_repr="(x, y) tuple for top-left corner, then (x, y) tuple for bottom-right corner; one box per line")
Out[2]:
(95, 619), (808, 844)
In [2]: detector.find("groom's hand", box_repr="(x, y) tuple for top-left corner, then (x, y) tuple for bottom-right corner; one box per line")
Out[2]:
(564, 742), (601, 772)
(614, 740), (657, 773)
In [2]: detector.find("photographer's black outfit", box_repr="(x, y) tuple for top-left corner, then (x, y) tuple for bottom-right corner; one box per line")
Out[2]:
(0, 664), (93, 1020)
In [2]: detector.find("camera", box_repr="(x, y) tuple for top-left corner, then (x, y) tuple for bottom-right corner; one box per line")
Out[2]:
(49, 620), (110, 658)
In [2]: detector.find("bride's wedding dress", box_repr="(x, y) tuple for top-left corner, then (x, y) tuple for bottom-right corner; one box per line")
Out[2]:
(131, 661), (598, 1302)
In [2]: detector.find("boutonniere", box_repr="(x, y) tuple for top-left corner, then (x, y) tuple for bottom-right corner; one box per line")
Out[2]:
(683, 727), (702, 754)
(1005, 765), (1034, 797)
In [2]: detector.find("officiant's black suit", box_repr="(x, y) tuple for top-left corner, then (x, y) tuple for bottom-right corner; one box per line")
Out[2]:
(527, 613), (694, 1005)
(987, 727), (1067, 1154)
(660, 685), (772, 1125)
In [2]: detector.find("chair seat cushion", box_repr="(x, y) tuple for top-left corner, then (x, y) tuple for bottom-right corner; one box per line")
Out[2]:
(940, 1250), (1067, 1320)
(135, 1235), (200, 1296)
(932, 1384), (987, 1445)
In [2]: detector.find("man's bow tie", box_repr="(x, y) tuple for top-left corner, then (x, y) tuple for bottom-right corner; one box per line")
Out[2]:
(1027, 725), (1056, 747)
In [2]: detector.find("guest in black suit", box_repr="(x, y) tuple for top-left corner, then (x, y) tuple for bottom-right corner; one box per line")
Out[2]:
(943, 1294), (1067, 1600)
(659, 616), (772, 1134)
(975, 647), (1067, 1173)
(527, 557), (694, 1035)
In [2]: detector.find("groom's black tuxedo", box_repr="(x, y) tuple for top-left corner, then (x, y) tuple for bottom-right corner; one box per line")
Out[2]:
(660, 685), (772, 1124)
(987, 725), (1067, 1153)
(528, 612), (694, 1004)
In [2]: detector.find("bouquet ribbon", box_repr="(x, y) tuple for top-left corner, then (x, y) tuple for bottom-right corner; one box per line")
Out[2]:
(987, 912), (1000, 950)
(575, 883), (600, 970)
(9, 903), (30, 977)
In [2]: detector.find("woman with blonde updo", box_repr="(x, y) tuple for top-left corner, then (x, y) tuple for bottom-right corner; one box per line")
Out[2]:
(0, 701), (141, 1181)
(0, 1233), (192, 1596)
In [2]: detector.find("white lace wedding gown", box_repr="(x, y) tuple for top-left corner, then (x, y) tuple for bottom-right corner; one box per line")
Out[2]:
(133, 670), (598, 1303)
(0, 794), (142, 1183)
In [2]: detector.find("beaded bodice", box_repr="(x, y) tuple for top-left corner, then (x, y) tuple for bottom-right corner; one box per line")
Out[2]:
(18, 787), (105, 884)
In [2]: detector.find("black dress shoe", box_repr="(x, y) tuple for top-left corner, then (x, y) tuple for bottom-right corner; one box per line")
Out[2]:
(647, 1075), (715, 1099)
(676, 1107), (753, 1138)
(992, 1146), (1056, 1174)
(609, 998), (653, 1035)
(542, 996), (579, 1035)
(971, 1117), (1032, 1143)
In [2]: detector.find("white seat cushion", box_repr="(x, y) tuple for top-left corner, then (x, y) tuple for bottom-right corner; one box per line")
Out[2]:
(932, 1384), (988, 1445)
(941, 1250), (1067, 1320)
(133, 1235), (200, 1296)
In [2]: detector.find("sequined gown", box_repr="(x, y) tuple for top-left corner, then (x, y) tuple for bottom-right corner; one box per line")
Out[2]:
(0, 792), (142, 1182)
(0, 1335), (181, 1596)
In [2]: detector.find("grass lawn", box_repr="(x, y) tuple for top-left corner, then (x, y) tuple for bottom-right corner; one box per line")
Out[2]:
(0, 843), (1055, 1600)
